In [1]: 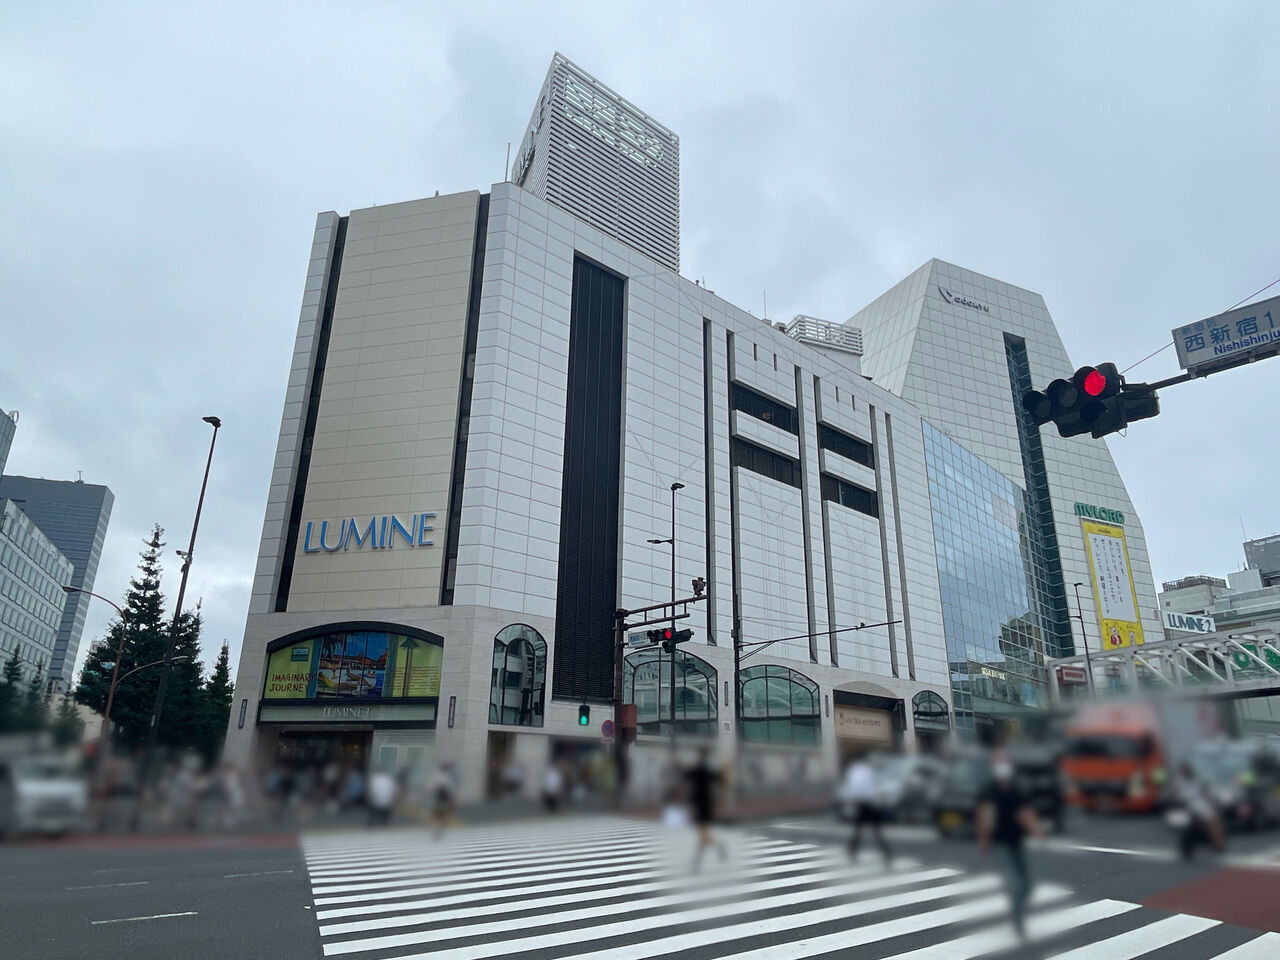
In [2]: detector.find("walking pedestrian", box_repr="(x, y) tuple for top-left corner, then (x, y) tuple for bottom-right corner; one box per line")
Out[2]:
(542, 759), (564, 814)
(427, 763), (457, 838)
(1171, 761), (1224, 860)
(367, 766), (397, 826)
(977, 748), (1043, 941)
(845, 751), (892, 866)
(686, 747), (726, 868)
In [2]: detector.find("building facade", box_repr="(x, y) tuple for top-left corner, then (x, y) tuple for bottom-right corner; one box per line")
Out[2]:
(1244, 535), (1280, 588)
(0, 408), (15, 476)
(224, 58), (1160, 799)
(851, 259), (1162, 715)
(511, 53), (680, 272)
(0, 476), (114, 691)
(0, 498), (73, 684)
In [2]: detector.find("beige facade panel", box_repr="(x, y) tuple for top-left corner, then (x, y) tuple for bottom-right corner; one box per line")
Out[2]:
(287, 192), (480, 614)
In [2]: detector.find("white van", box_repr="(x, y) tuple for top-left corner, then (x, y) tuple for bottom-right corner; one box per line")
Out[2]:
(0, 755), (89, 838)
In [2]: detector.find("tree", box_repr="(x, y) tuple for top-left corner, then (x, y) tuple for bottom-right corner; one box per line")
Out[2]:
(194, 642), (234, 762)
(21, 667), (48, 733)
(0, 649), (21, 732)
(51, 694), (84, 748)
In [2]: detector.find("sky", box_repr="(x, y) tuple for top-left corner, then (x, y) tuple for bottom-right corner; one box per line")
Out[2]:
(2, 2), (1277, 679)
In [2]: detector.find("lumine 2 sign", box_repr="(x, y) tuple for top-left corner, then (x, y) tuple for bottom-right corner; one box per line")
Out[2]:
(303, 512), (438, 553)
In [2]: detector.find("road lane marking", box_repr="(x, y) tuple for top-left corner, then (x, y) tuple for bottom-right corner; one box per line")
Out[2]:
(224, 869), (295, 878)
(67, 881), (152, 890)
(1213, 932), (1280, 958)
(91, 911), (198, 925)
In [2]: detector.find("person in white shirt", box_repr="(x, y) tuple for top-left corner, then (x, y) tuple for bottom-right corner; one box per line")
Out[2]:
(366, 767), (397, 826)
(542, 761), (564, 813)
(845, 751), (891, 865)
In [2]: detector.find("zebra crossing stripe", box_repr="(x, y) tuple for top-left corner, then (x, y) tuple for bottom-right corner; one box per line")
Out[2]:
(313, 842), (846, 914)
(1210, 932), (1280, 959)
(322, 872), (1001, 958)
(1044, 913), (1221, 959)
(877, 898), (1141, 960)
(317, 856), (931, 938)
(304, 825), (652, 868)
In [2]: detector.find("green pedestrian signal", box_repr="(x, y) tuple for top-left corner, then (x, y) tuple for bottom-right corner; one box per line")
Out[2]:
(578, 703), (590, 726)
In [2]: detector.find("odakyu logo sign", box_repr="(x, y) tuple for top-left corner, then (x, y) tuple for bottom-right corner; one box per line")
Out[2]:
(303, 512), (438, 553)
(938, 285), (990, 313)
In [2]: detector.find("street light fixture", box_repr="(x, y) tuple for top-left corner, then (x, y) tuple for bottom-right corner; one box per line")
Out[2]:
(142, 415), (222, 780)
(63, 586), (128, 741)
(1072, 582), (1096, 696)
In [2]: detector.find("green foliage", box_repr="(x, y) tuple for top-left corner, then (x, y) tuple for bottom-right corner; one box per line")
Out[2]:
(51, 693), (83, 748)
(0, 649), (23, 731)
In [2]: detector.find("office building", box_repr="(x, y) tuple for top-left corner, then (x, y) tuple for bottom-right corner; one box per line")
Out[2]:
(0, 408), (15, 476)
(223, 56), (1159, 797)
(0, 498), (73, 684)
(0, 476), (114, 691)
(1244, 534), (1280, 588)
(850, 260), (1161, 731)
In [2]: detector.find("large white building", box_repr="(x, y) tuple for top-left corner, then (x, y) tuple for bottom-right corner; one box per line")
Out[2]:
(223, 57), (1158, 800)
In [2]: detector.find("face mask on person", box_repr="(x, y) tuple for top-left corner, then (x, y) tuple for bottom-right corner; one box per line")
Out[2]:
(993, 761), (1014, 781)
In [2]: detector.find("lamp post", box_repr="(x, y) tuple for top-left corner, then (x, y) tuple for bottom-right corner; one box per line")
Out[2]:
(1072, 582), (1096, 696)
(62, 586), (128, 741)
(142, 415), (221, 779)
(647, 481), (684, 763)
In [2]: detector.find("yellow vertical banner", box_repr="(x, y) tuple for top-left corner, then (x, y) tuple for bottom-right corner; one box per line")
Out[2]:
(1081, 519), (1145, 650)
(390, 636), (443, 698)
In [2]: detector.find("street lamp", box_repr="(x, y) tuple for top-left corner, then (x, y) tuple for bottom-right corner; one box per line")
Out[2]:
(647, 481), (684, 756)
(64, 586), (128, 741)
(142, 415), (221, 779)
(1072, 582), (1096, 696)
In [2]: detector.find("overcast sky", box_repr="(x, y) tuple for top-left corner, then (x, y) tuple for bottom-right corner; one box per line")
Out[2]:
(2, 2), (1277, 678)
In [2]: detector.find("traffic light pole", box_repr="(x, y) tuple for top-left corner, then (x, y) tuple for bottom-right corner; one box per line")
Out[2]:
(611, 592), (705, 811)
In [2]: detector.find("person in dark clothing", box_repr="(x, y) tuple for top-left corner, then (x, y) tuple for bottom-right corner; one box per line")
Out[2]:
(686, 748), (726, 867)
(844, 751), (892, 866)
(977, 748), (1043, 940)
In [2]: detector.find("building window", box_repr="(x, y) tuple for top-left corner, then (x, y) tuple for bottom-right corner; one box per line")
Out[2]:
(730, 382), (798, 434)
(818, 423), (874, 469)
(740, 664), (821, 745)
(912, 690), (951, 732)
(624, 647), (717, 737)
(731, 437), (800, 488)
(489, 624), (547, 727)
(262, 627), (443, 700)
(820, 473), (879, 517)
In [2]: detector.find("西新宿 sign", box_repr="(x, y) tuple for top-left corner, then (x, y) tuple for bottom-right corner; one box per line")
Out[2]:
(1074, 502), (1124, 525)
(1174, 293), (1280, 377)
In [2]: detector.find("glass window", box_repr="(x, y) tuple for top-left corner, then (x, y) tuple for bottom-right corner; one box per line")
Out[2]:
(818, 423), (874, 468)
(489, 624), (547, 727)
(624, 647), (717, 737)
(739, 664), (820, 745)
(731, 382), (797, 434)
(731, 437), (801, 488)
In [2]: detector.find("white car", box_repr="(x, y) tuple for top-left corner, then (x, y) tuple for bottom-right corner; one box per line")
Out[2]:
(0, 755), (89, 838)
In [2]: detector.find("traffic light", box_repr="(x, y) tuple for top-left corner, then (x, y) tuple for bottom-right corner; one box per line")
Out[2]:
(1022, 363), (1157, 439)
(578, 703), (590, 727)
(647, 626), (694, 654)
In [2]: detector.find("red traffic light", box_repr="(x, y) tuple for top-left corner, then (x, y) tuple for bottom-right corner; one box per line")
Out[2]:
(1082, 369), (1107, 397)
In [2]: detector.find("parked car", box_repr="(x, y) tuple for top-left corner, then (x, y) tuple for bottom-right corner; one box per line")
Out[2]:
(1187, 741), (1280, 831)
(0, 754), (89, 839)
(932, 745), (1064, 837)
(835, 754), (946, 823)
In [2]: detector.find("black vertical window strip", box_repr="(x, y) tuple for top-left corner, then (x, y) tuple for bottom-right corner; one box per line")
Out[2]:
(552, 258), (626, 702)
(275, 216), (347, 612)
(1004, 334), (1073, 659)
(440, 194), (489, 605)
(702, 318), (716, 645)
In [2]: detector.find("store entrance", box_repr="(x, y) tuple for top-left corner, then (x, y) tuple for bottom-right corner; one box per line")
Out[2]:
(274, 730), (370, 770)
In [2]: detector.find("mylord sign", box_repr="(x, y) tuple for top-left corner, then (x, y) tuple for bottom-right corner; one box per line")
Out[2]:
(1174, 293), (1280, 377)
(303, 512), (438, 553)
(1074, 502), (1124, 525)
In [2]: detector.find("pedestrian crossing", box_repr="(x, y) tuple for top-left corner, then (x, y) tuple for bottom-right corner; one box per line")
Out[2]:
(301, 816), (1280, 960)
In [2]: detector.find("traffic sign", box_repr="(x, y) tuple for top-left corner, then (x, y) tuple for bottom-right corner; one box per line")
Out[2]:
(1174, 293), (1280, 377)
(601, 719), (615, 739)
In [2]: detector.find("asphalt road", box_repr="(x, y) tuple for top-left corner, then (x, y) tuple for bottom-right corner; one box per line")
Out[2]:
(0, 834), (319, 960)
